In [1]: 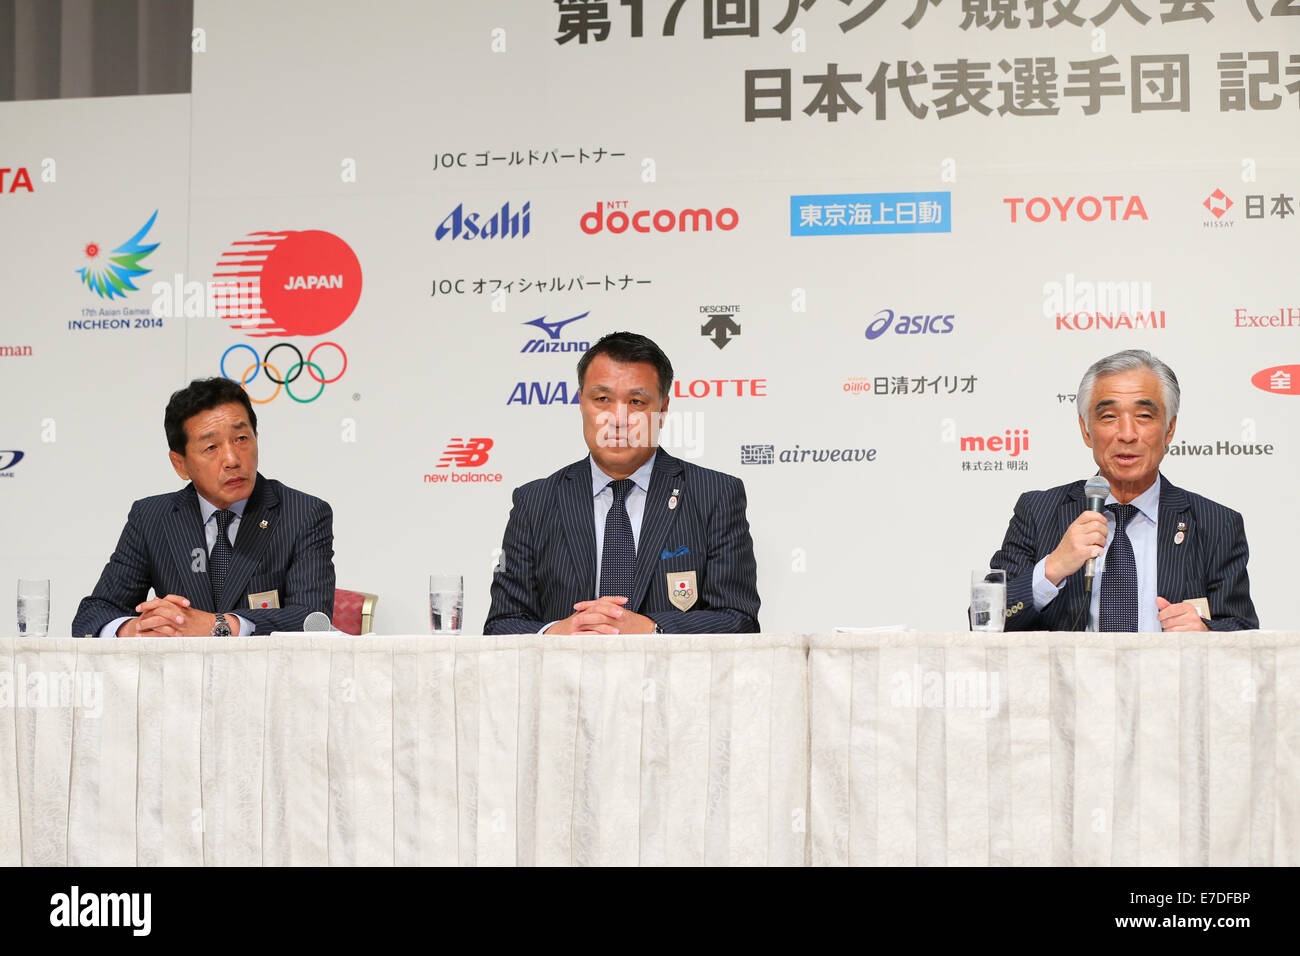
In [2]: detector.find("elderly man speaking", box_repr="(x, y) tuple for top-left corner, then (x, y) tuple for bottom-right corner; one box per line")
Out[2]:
(988, 349), (1258, 633)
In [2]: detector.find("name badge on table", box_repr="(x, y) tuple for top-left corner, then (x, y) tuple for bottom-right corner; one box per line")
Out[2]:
(667, 571), (697, 611)
(248, 589), (281, 610)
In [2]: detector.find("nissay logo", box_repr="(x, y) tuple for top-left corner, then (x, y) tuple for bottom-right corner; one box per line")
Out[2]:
(436, 201), (530, 240)
(865, 309), (954, 340)
(1003, 195), (1148, 223)
(580, 201), (738, 234)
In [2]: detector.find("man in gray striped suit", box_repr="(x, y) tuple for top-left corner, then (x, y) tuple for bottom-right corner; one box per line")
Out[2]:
(990, 349), (1257, 632)
(485, 332), (760, 635)
(72, 377), (335, 637)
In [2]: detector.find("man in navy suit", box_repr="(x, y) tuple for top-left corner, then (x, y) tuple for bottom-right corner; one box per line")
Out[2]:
(485, 332), (760, 635)
(990, 349), (1257, 632)
(72, 377), (335, 637)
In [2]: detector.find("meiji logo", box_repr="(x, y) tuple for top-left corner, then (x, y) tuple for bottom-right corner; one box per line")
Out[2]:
(212, 229), (362, 336)
(506, 381), (580, 405)
(77, 210), (160, 300)
(1003, 195), (1148, 222)
(865, 309), (955, 339)
(0, 167), (34, 193)
(1234, 307), (1299, 328)
(437, 438), (494, 467)
(672, 378), (766, 398)
(521, 311), (590, 354)
(1055, 312), (1166, 331)
(1251, 365), (1300, 395)
(960, 429), (1030, 457)
(1204, 188), (1234, 219)
(580, 200), (738, 234)
(437, 200), (530, 240)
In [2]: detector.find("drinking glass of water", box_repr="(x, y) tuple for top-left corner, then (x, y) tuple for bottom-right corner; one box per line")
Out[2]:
(17, 578), (50, 637)
(970, 569), (1006, 633)
(429, 574), (463, 635)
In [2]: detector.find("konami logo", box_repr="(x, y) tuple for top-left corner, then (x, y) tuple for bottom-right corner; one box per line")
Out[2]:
(1055, 311), (1166, 331)
(1004, 195), (1148, 223)
(960, 429), (1029, 457)
(580, 200), (738, 235)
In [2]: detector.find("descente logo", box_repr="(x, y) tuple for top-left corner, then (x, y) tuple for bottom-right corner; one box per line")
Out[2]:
(50, 886), (151, 936)
(581, 201), (738, 234)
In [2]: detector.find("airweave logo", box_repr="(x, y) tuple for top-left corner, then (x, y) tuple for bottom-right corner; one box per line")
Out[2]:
(50, 886), (151, 936)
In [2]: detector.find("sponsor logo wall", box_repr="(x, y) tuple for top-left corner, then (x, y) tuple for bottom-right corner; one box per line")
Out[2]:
(1, 4), (1295, 635)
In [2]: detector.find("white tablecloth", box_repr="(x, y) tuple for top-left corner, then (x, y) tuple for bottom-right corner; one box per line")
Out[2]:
(1, 632), (1296, 866)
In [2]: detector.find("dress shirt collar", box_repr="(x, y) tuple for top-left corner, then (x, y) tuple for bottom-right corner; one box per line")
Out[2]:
(197, 491), (250, 524)
(1106, 474), (1160, 525)
(590, 452), (657, 498)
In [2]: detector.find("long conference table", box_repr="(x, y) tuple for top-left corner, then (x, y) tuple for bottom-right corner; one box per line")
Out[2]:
(1, 631), (1296, 867)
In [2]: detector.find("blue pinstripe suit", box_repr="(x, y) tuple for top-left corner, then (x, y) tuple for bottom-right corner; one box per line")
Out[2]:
(990, 474), (1258, 632)
(72, 473), (335, 636)
(484, 450), (760, 634)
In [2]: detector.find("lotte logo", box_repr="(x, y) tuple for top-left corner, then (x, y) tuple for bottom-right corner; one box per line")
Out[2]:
(214, 229), (362, 403)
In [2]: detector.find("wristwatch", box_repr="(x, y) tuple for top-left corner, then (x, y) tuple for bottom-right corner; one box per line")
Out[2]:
(653, 623), (663, 634)
(211, 613), (232, 637)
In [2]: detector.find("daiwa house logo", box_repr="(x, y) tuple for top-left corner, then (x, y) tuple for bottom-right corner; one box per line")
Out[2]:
(76, 210), (160, 299)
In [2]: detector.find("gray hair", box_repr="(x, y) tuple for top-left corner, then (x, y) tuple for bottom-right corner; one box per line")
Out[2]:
(1076, 349), (1180, 433)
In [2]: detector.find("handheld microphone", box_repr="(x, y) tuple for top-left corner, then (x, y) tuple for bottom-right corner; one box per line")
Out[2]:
(303, 611), (334, 632)
(1083, 474), (1110, 593)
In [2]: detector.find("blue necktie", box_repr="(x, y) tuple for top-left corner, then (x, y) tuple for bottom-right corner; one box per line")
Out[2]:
(1099, 503), (1139, 632)
(210, 509), (235, 608)
(598, 479), (636, 599)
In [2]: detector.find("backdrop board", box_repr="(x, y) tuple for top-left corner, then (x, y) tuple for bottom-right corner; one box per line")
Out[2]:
(0, 2), (1296, 635)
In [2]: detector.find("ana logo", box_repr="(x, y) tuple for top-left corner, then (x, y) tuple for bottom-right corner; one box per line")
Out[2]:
(77, 210), (159, 300)
(426, 438), (502, 484)
(507, 381), (580, 405)
(1204, 188), (1233, 219)
(1004, 195), (1148, 223)
(581, 201), (738, 235)
(700, 306), (741, 349)
(0, 450), (25, 472)
(213, 229), (362, 337)
(865, 309), (955, 340)
(961, 429), (1029, 457)
(1234, 307), (1299, 328)
(437, 201), (530, 240)
(791, 192), (950, 236)
(437, 438), (494, 467)
(1252, 365), (1300, 395)
(0, 167), (34, 193)
(521, 311), (590, 354)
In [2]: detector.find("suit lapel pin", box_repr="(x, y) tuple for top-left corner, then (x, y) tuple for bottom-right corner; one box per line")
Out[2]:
(259, 519), (268, 530)
(1174, 520), (1185, 545)
(668, 488), (679, 510)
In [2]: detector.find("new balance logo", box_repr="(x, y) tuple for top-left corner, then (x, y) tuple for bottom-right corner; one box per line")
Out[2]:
(436, 438), (493, 468)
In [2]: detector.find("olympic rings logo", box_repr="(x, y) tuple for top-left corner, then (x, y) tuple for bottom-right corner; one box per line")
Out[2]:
(219, 342), (348, 404)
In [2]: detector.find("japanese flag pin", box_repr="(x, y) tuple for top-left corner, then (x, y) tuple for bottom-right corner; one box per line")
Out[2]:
(668, 495), (678, 510)
(259, 519), (269, 530)
(1174, 521), (1185, 545)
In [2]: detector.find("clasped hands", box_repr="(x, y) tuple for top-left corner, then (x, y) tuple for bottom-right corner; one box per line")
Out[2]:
(546, 596), (656, 635)
(1045, 511), (1207, 632)
(116, 594), (239, 637)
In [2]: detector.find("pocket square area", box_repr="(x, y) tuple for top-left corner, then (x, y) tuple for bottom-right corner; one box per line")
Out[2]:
(661, 545), (691, 560)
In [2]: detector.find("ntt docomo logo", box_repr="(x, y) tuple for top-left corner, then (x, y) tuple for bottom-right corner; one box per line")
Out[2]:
(580, 201), (739, 235)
